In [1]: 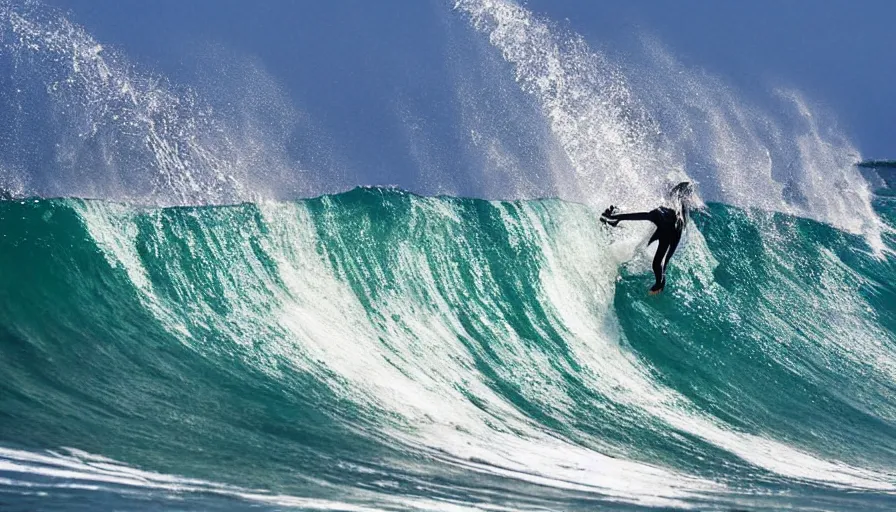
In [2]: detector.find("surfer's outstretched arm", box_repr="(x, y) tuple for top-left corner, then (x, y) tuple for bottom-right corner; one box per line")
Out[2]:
(600, 206), (657, 226)
(609, 211), (653, 222)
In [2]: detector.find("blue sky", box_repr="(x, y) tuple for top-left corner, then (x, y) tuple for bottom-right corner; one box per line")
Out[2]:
(29, 0), (896, 196)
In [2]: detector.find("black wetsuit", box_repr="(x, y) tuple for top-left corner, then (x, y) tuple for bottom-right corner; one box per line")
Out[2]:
(602, 206), (684, 293)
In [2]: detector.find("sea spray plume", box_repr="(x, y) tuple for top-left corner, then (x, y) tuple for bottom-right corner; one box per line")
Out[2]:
(184, 43), (343, 201)
(0, 1), (295, 205)
(455, 0), (884, 252)
(0, 1), (227, 203)
(777, 89), (881, 239)
(454, 0), (674, 210)
(440, 8), (569, 200)
(632, 40), (883, 249)
(632, 37), (792, 213)
(0, 162), (25, 198)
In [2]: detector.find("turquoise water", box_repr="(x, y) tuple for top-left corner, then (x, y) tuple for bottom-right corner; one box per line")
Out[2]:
(1, 187), (894, 510)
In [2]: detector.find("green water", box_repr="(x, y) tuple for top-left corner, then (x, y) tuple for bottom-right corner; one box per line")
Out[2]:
(1, 188), (895, 511)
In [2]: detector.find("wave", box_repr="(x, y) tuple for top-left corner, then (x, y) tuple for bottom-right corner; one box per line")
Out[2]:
(2, 0), (895, 510)
(1, 188), (895, 510)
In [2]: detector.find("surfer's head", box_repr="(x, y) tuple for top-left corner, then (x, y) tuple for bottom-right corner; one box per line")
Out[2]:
(668, 181), (697, 214)
(669, 181), (694, 201)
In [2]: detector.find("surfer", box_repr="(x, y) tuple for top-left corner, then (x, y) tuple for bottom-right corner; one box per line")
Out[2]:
(600, 181), (695, 294)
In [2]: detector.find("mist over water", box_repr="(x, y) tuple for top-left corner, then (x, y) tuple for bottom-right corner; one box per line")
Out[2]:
(1, 1), (895, 511)
(0, 1), (880, 232)
(453, 0), (881, 246)
(0, 0), (316, 204)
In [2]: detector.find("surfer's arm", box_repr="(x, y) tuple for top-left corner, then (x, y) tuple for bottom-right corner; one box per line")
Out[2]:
(607, 211), (652, 222)
(600, 205), (655, 226)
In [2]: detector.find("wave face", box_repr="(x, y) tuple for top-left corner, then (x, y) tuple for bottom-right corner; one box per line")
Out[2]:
(1, 188), (895, 511)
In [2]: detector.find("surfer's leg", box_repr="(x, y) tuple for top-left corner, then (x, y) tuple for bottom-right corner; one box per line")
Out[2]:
(651, 238), (670, 293)
(652, 231), (682, 294)
(663, 232), (681, 270)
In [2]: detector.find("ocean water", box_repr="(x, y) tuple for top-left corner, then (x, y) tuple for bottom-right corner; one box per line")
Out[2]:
(1, 0), (896, 510)
(0, 189), (894, 511)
